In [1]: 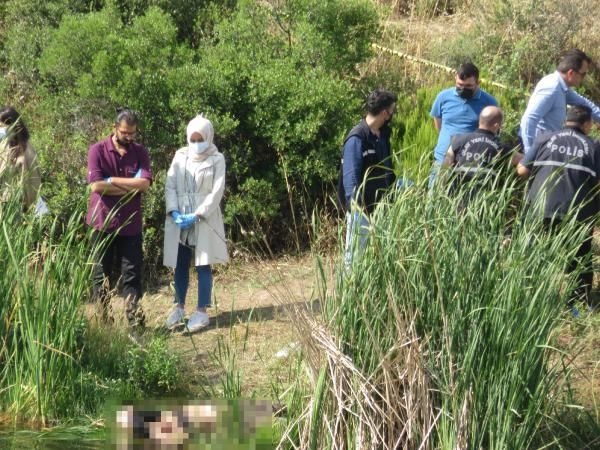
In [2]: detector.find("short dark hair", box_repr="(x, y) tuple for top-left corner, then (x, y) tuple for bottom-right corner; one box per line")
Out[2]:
(457, 62), (479, 81)
(366, 89), (397, 115)
(0, 106), (30, 146)
(115, 108), (138, 126)
(565, 105), (592, 126)
(557, 49), (592, 73)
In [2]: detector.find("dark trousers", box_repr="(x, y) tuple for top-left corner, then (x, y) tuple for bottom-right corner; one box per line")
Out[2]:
(92, 231), (145, 327)
(544, 219), (594, 306)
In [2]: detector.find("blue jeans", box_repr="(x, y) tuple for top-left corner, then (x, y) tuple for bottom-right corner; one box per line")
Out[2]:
(174, 243), (212, 308)
(428, 160), (442, 190)
(344, 210), (369, 268)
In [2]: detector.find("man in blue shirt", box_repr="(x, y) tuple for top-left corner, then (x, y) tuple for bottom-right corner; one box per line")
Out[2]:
(429, 62), (498, 188)
(340, 89), (396, 266)
(520, 49), (600, 158)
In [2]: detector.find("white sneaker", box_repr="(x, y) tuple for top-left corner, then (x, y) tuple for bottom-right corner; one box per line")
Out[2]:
(165, 306), (185, 329)
(187, 311), (209, 332)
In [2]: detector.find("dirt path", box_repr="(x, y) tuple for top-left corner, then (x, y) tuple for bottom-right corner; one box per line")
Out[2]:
(118, 254), (321, 398)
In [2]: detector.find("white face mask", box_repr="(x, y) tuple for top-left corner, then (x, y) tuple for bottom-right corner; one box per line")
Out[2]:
(190, 141), (210, 154)
(0, 128), (7, 140)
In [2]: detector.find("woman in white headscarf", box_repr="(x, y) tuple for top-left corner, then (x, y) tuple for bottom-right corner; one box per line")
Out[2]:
(163, 115), (228, 332)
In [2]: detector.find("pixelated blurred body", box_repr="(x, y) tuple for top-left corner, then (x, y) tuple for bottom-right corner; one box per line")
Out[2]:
(111, 399), (272, 449)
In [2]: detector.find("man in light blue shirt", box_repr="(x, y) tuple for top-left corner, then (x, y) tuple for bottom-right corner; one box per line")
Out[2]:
(520, 49), (600, 158)
(429, 62), (498, 187)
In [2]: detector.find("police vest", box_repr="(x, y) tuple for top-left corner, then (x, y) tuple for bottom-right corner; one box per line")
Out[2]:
(337, 119), (394, 214)
(451, 129), (505, 179)
(527, 126), (600, 221)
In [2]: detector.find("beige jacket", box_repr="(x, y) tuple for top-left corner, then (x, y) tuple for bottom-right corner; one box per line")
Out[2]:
(0, 140), (41, 208)
(163, 148), (228, 267)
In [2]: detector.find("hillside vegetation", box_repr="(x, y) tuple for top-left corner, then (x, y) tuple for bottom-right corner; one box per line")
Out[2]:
(1, 1), (599, 447)
(3, 0), (600, 270)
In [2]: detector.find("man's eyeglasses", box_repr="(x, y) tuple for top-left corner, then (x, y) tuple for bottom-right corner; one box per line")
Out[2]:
(117, 129), (137, 136)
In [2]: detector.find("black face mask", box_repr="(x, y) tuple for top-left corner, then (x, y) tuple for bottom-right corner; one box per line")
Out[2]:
(456, 87), (475, 100)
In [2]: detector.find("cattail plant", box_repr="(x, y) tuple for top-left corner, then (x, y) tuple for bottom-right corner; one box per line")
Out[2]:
(0, 173), (113, 425)
(282, 173), (587, 449)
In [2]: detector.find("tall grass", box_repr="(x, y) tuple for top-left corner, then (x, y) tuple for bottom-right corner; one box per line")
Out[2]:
(283, 174), (593, 448)
(0, 181), (189, 426)
(0, 186), (97, 424)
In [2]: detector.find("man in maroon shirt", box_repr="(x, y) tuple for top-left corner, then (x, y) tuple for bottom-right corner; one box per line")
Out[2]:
(87, 109), (152, 328)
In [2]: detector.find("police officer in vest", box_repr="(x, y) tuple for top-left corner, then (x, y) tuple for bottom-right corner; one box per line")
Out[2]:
(443, 106), (519, 203)
(517, 104), (600, 307)
(340, 88), (396, 265)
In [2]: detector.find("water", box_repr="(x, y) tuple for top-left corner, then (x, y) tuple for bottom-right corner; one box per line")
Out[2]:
(0, 428), (104, 449)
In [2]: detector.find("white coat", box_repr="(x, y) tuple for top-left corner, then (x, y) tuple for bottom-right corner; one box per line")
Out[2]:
(163, 145), (229, 268)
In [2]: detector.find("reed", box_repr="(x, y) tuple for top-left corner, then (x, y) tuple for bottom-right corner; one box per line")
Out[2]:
(0, 187), (100, 424)
(284, 174), (591, 448)
(0, 182), (189, 426)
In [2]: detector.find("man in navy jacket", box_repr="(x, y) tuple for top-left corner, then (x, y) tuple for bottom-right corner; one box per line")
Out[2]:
(340, 89), (396, 265)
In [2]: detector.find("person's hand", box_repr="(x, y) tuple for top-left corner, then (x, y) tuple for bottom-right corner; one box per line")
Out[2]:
(134, 169), (142, 178)
(179, 213), (199, 229)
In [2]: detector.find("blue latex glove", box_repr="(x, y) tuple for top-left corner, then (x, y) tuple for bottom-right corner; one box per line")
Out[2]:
(171, 210), (182, 222)
(134, 169), (142, 178)
(179, 213), (199, 229)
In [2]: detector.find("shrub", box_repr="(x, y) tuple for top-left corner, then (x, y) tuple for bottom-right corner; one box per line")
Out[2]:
(127, 336), (183, 396)
(0, 0), (380, 273)
(165, 0), (376, 253)
(0, 0), (91, 89)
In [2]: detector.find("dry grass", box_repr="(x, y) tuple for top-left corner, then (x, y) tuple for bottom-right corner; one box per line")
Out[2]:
(281, 303), (437, 449)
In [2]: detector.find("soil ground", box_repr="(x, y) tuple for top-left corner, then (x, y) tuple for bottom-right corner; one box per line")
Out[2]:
(95, 254), (321, 400)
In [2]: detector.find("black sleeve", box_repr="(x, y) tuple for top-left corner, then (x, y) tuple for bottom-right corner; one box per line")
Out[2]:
(450, 135), (463, 153)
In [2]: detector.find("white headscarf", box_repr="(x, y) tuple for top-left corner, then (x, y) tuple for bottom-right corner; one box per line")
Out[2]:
(186, 114), (218, 160)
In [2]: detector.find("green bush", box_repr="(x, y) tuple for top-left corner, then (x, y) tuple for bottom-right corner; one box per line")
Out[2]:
(167, 0), (373, 250)
(79, 325), (190, 413)
(0, 0), (91, 88)
(0, 0), (379, 273)
(127, 336), (183, 396)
